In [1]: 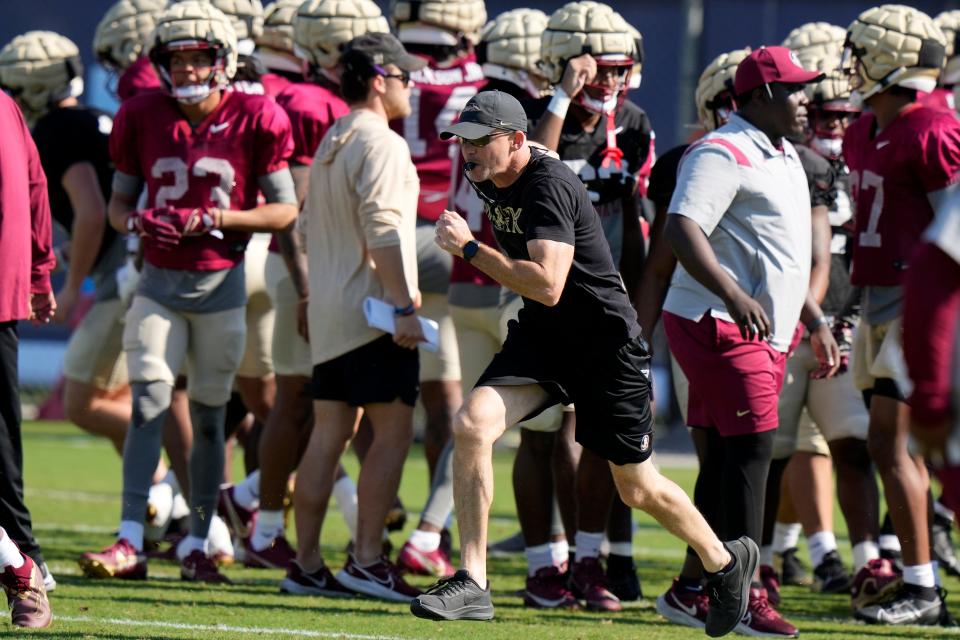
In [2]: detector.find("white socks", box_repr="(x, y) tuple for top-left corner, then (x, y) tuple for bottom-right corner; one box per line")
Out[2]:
(808, 531), (838, 568)
(608, 541), (632, 557)
(879, 534), (902, 553)
(408, 529), (441, 553)
(0, 532), (24, 569)
(903, 562), (936, 588)
(550, 539), (570, 566)
(852, 541), (880, 571)
(760, 545), (775, 568)
(177, 535), (208, 561)
(574, 531), (604, 560)
(232, 470), (261, 510)
(118, 520), (145, 551)
(332, 475), (358, 541)
(251, 510), (285, 552)
(526, 543), (553, 576)
(773, 522), (802, 553)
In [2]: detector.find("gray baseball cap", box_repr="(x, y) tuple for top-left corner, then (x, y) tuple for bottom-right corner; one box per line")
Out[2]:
(440, 90), (528, 141)
(342, 32), (426, 72)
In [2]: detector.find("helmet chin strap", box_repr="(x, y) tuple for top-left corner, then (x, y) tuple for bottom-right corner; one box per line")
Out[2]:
(600, 108), (624, 171)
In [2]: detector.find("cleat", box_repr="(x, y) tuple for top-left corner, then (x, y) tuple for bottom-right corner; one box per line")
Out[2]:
(280, 561), (353, 597)
(777, 547), (810, 586)
(218, 485), (256, 539)
(656, 578), (709, 629)
(704, 536), (758, 638)
(760, 564), (781, 606)
(850, 557), (902, 610)
(411, 569), (494, 621)
(37, 561), (56, 593)
(523, 564), (579, 609)
(932, 512), (960, 578)
(812, 550), (851, 594)
(79, 539), (147, 580)
(734, 587), (799, 637)
(397, 540), (454, 578)
(569, 557), (621, 612)
(244, 536), (295, 570)
(1, 554), (51, 628)
(854, 585), (942, 625)
(181, 550), (231, 584)
(606, 553), (642, 601)
(336, 554), (420, 603)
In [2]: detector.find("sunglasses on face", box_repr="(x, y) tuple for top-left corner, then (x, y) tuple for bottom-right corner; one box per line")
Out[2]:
(380, 70), (411, 87)
(458, 131), (513, 147)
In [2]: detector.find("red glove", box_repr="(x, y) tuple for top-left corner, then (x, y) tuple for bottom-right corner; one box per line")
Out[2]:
(182, 207), (222, 237)
(127, 207), (182, 250)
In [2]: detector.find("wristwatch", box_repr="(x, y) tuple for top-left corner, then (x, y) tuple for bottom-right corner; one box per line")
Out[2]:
(462, 240), (480, 262)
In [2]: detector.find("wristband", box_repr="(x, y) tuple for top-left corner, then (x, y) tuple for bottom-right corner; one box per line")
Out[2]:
(547, 86), (571, 119)
(394, 303), (416, 317)
(806, 315), (829, 332)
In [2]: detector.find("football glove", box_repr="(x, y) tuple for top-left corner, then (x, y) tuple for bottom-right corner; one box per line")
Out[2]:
(127, 207), (182, 250)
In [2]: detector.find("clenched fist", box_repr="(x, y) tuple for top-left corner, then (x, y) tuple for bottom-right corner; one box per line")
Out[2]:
(434, 210), (475, 257)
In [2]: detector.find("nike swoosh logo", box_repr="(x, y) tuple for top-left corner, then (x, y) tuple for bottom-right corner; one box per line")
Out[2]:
(210, 122), (230, 134)
(736, 410), (750, 417)
(876, 140), (890, 149)
(671, 594), (699, 617)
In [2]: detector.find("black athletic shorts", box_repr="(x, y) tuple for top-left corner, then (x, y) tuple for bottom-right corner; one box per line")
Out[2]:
(312, 334), (419, 407)
(477, 320), (653, 465)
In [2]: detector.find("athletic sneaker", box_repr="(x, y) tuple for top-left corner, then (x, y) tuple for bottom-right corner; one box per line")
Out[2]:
(410, 569), (494, 621)
(777, 547), (810, 586)
(735, 587), (799, 637)
(524, 564), (579, 609)
(569, 557), (621, 612)
(812, 550), (851, 594)
(280, 561), (353, 597)
(244, 536), (295, 569)
(38, 561), (56, 593)
(181, 550), (231, 584)
(655, 578), (709, 629)
(78, 538), (147, 580)
(1, 554), (51, 629)
(397, 540), (455, 577)
(488, 531), (525, 557)
(854, 585), (942, 625)
(336, 554), (420, 603)
(932, 512), (960, 578)
(606, 553), (642, 601)
(760, 564), (781, 606)
(850, 557), (902, 610)
(703, 536), (759, 638)
(218, 484), (255, 539)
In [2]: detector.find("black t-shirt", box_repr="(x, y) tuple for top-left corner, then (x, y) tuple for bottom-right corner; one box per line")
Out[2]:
(647, 143), (689, 212)
(32, 106), (117, 267)
(479, 150), (641, 347)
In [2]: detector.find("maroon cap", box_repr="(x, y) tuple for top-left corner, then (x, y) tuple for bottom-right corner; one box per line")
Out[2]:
(733, 46), (824, 95)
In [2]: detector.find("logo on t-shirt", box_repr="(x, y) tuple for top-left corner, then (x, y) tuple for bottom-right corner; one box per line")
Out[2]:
(485, 203), (523, 234)
(639, 434), (650, 453)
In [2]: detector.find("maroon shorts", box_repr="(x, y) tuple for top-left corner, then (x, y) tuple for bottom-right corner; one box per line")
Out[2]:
(664, 311), (788, 437)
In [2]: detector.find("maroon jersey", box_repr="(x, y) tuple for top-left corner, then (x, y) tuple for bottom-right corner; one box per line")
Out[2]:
(110, 90), (293, 271)
(261, 72), (292, 99)
(843, 105), (960, 286)
(275, 81), (348, 165)
(391, 54), (485, 222)
(116, 56), (161, 103)
(449, 158), (497, 287)
(918, 87), (956, 114)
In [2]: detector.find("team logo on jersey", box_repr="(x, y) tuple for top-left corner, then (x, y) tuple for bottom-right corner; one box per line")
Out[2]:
(639, 434), (650, 453)
(485, 203), (522, 234)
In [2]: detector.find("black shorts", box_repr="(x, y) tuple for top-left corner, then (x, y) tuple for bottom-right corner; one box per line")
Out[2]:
(477, 321), (653, 465)
(312, 334), (419, 407)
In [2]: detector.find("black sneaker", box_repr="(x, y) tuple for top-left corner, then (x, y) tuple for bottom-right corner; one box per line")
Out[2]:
(932, 513), (960, 578)
(606, 553), (642, 601)
(778, 547), (810, 586)
(411, 569), (494, 621)
(938, 588), (958, 627)
(854, 585), (942, 625)
(703, 536), (758, 638)
(812, 550), (852, 594)
(279, 561), (353, 597)
(487, 531), (525, 557)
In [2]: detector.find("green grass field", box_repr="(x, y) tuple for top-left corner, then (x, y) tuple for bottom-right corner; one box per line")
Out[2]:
(7, 420), (959, 639)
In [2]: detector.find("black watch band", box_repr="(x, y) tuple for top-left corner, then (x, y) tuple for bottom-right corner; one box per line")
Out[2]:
(462, 240), (480, 262)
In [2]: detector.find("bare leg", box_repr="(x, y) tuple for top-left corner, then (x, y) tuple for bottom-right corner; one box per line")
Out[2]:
(63, 379), (130, 453)
(235, 375), (276, 425)
(829, 437), (879, 546)
(259, 374), (312, 511)
(552, 412), (580, 541)
(420, 380), (462, 481)
(514, 430), (557, 547)
(785, 452), (834, 536)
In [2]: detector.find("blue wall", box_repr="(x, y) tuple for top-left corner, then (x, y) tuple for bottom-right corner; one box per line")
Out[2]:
(3, 1), (958, 151)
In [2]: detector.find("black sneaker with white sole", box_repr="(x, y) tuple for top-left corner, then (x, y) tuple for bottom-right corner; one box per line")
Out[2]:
(411, 570), (494, 621)
(703, 536), (759, 638)
(280, 561), (353, 597)
(854, 584), (942, 625)
(812, 550), (851, 594)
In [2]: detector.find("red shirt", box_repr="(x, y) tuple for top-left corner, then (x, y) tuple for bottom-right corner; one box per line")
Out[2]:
(391, 54), (485, 222)
(0, 93), (55, 322)
(918, 87), (956, 114)
(110, 90), (293, 271)
(116, 56), (161, 103)
(261, 72), (293, 99)
(843, 105), (960, 286)
(275, 81), (348, 166)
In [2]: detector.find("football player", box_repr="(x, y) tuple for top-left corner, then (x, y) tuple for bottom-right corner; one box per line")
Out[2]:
(390, 0), (488, 484)
(78, 1), (297, 584)
(93, 0), (166, 101)
(529, 0), (650, 612)
(842, 4), (960, 625)
(922, 11), (960, 113)
(254, 0), (304, 95)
